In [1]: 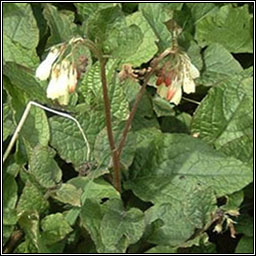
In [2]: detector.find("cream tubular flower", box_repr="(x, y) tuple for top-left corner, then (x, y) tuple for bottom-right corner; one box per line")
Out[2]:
(183, 68), (196, 94)
(46, 61), (70, 100)
(35, 48), (60, 81)
(189, 62), (200, 79)
(181, 54), (199, 94)
(168, 78), (183, 105)
(68, 67), (78, 93)
(155, 50), (200, 106)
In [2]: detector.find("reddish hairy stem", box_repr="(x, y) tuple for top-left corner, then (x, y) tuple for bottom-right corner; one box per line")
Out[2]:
(99, 58), (121, 192)
(117, 48), (174, 157)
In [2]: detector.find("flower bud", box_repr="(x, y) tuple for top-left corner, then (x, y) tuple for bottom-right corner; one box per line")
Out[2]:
(213, 223), (223, 233)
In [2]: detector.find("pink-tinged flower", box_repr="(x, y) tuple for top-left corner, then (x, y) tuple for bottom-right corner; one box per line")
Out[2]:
(68, 67), (78, 93)
(155, 52), (200, 105)
(35, 48), (60, 81)
(157, 76), (183, 105)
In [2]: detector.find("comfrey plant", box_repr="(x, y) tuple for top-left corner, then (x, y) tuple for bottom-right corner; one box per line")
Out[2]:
(33, 29), (200, 192)
(3, 3), (253, 254)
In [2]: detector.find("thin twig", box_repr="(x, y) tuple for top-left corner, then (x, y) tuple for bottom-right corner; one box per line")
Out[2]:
(117, 48), (174, 157)
(3, 101), (90, 163)
(182, 96), (200, 105)
(3, 230), (24, 253)
(99, 58), (121, 192)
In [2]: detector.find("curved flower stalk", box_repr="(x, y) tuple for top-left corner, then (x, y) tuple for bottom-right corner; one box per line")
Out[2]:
(155, 52), (200, 105)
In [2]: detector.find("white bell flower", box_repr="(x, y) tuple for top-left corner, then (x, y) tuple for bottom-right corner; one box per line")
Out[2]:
(169, 86), (182, 105)
(35, 48), (60, 81)
(189, 63), (200, 79)
(183, 71), (196, 94)
(157, 77), (183, 105)
(46, 61), (70, 100)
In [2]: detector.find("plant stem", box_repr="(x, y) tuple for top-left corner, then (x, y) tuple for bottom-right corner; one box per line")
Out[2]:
(99, 57), (121, 192)
(117, 48), (174, 157)
(3, 230), (24, 253)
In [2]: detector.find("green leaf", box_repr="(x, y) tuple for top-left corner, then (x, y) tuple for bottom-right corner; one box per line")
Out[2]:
(221, 190), (244, 212)
(17, 181), (49, 214)
(69, 177), (120, 204)
(100, 199), (145, 252)
(19, 106), (50, 150)
(108, 75), (130, 121)
(80, 198), (145, 253)
(121, 78), (141, 103)
(187, 40), (203, 71)
(3, 3), (39, 67)
(48, 114), (86, 167)
(195, 4), (253, 53)
(49, 111), (105, 167)
(4, 161), (21, 177)
(94, 123), (136, 170)
(15, 239), (38, 254)
(145, 187), (216, 246)
(152, 95), (175, 117)
(3, 225), (14, 246)
(29, 146), (62, 188)
(105, 24), (143, 59)
(75, 3), (118, 20)
(43, 4), (75, 46)
(3, 63), (49, 104)
(179, 240), (217, 254)
(235, 236), (253, 254)
(124, 129), (252, 245)
(125, 130), (252, 202)
(3, 173), (18, 210)
(132, 96), (160, 131)
(3, 103), (15, 141)
(65, 177), (119, 226)
(146, 245), (178, 253)
(79, 60), (130, 122)
(19, 210), (49, 253)
(3, 208), (18, 226)
(186, 3), (219, 22)
(160, 113), (192, 134)
(200, 44), (243, 86)
(41, 213), (73, 244)
(236, 214), (253, 237)
(3, 77), (50, 157)
(79, 61), (103, 107)
(53, 183), (82, 207)
(86, 6), (124, 43)
(70, 177), (120, 242)
(124, 11), (158, 66)
(80, 199), (106, 252)
(86, 6), (143, 57)
(139, 3), (172, 51)
(191, 73), (253, 166)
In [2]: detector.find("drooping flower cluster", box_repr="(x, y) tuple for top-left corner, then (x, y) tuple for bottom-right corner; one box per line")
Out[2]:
(35, 37), (89, 105)
(155, 52), (200, 105)
(45, 60), (78, 105)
